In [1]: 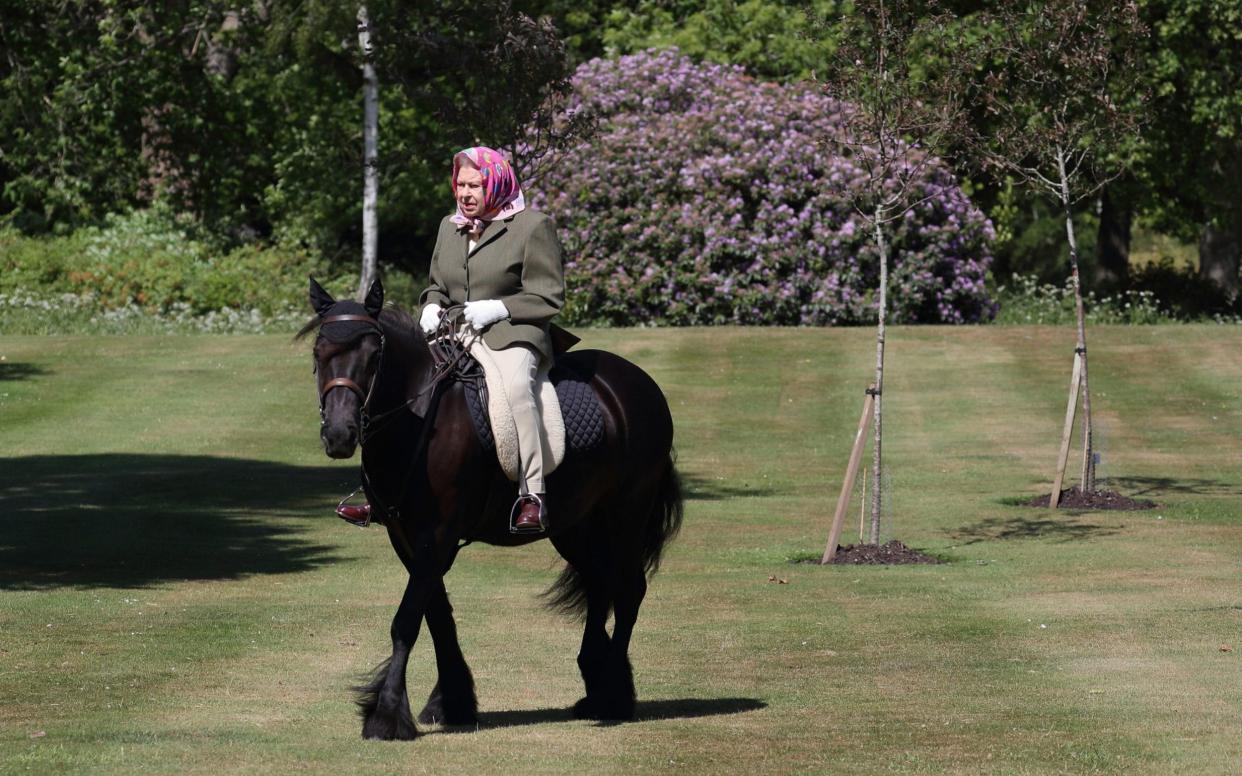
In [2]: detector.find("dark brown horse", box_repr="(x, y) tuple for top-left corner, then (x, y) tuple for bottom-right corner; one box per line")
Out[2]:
(303, 277), (683, 740)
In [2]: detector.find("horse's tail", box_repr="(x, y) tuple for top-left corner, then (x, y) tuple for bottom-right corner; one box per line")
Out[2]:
(640, 454), (684, 577)
(542, 560), (590, 619)
(543, 453), (684, 619)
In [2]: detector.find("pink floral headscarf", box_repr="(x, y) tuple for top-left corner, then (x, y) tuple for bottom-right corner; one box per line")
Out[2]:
(450, 146), (526, 232)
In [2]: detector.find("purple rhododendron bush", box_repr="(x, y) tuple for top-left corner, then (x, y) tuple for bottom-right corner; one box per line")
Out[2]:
(529, 49), (995, 326)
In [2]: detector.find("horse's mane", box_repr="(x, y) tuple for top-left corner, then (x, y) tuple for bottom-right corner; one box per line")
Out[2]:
(378, 304), (416, 333)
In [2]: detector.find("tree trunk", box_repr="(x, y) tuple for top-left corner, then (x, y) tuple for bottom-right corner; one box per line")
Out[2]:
(356, 6), (380, 300)
(204, 11), (242, 81)
(869, 209), (888, 544)
(1095, 184), (1131, 287)
(1199, 221), (1240, 300)
(1058, 148), (1095, 494)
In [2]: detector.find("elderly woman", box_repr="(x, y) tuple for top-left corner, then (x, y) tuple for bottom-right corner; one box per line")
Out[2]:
(418, 146), (566, 532)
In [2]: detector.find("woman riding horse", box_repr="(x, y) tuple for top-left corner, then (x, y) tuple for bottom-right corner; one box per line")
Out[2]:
(338, 146), (564, 533)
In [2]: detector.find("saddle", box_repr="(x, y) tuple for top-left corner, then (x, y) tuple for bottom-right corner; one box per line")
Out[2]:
(431, 323), (604, 482)
(462, 358), (606, 477)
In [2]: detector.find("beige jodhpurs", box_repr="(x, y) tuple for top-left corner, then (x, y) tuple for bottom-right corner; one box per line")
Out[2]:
(473, 338), (550, 494)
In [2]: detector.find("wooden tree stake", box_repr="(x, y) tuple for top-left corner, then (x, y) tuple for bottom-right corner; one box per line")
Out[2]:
(1050, 351), (1084, 508)
(859, 467), (866, 543)
(822, 386), (876, 563)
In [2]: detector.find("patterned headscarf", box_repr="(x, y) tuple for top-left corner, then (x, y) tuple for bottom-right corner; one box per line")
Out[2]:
(450, 146), (526, 232)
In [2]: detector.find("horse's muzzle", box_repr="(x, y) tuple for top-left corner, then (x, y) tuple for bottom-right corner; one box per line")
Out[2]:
(321, 422), (359, 459)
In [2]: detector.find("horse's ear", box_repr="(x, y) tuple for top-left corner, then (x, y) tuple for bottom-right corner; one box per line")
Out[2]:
(308, 276), (335, 316)
(363, 277), (384, 318)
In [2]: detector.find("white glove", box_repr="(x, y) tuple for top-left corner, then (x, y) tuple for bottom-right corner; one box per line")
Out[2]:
(463, 299), (510, 330)
(419, 303), (442, 335)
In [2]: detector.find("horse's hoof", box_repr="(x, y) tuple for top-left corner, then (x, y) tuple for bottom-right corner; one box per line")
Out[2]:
(574, 694), (635, 721)
(573, 695), (602, 720)
(362, 714), (418, 741)
(418, 684), (479, 726)
(418, 704), (478, 727)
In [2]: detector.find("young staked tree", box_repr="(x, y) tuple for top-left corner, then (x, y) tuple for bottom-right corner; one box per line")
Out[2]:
(963, 0), (1147, 501)
(818, 0), (964, 544)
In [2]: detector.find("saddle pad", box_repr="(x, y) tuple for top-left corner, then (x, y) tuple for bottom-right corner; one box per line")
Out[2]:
(464, 361), (606, 474)
(464, 335), (566, 482)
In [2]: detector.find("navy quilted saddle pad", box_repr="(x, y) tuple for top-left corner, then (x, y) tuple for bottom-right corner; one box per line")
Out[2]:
(461, 359), (606, 458)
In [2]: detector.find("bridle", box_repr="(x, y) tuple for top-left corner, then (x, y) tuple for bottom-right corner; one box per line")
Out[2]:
(314, 306), (488, 530)
(316, 313), (386, 435)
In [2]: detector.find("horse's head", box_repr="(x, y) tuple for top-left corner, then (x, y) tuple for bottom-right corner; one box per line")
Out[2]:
(306, 276), (385, 459)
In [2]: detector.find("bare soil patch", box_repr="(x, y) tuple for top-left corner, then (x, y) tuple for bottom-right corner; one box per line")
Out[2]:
(821, 540), (942, 565)
(1023, 487), (1157, 511)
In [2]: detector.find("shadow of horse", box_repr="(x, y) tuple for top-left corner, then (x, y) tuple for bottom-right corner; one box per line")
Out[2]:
(0, 361), (49, 382)
(0, 453), (349, 590)
(434, 697), (767, 733)
(680, 472), (777, 501)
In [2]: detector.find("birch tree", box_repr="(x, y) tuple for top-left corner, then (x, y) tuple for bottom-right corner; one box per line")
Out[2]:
(818, 0), (964, 543)
(356, 5), (379, 299)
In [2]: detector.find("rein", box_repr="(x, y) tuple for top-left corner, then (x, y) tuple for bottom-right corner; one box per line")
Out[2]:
(318, 306), (486, 528)
(424, 307), (488, 402)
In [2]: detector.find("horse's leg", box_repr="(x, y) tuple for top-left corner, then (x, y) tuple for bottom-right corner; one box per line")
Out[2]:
(593, 487), (662, 720)
(574, 578), (615, 719)
(416, 577), (478, 726)
(356, 572), (432, 740)
(551, 527), (616, 720)
(598, 564), (646, 720)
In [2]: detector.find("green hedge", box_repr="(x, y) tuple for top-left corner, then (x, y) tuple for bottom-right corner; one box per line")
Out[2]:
(0, 208), (422, 327)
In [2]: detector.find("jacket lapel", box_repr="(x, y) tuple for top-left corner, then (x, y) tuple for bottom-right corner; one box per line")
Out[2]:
(471, 219), (511, 256)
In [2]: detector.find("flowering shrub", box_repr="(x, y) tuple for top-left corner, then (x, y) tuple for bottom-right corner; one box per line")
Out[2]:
(528, 49), (996, 326)
(992, 275), (1179, 325)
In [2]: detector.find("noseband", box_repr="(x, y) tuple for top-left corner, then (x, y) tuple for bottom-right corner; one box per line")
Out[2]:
(317, 313), (386, 430)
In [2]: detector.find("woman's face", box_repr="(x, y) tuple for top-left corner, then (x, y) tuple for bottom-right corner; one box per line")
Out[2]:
(456, 164), (485, 218)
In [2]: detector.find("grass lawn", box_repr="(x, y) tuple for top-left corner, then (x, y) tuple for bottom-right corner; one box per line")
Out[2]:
(1, 325), (1240, 775)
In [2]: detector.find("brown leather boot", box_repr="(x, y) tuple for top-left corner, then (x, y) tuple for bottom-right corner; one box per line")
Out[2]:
(336, 503), (373, 526)
(511, 494), (546, 534)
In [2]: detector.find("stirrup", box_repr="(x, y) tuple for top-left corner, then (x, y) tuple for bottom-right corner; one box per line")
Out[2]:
(509, 493), (546, 534)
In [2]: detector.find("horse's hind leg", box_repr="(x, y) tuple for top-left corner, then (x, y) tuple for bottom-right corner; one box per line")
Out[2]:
(417, 579), (478, 726)
(597, 565), (645, 720)
(573, 577), (615, 719)
(593, 485), (664, 720)
(550, 528), (615, 720)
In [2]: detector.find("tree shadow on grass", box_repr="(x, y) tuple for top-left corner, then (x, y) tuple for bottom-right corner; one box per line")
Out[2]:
(680, 472), (775, 501)
(0, 454), (355, 590)
(1104, 476), (1242, 498)
(0, 362), (48, 382)
(950, 515), (1120, 545)
(436, 697), (767, 733)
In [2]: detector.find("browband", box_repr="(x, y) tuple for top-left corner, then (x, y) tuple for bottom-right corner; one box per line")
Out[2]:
(321, 313), (381, 328)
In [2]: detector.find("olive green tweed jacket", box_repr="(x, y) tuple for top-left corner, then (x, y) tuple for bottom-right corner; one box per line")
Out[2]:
(419, 209), (566, 361)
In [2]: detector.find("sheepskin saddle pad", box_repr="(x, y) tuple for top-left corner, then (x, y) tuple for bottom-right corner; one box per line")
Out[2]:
(460, 342), (606, 482)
